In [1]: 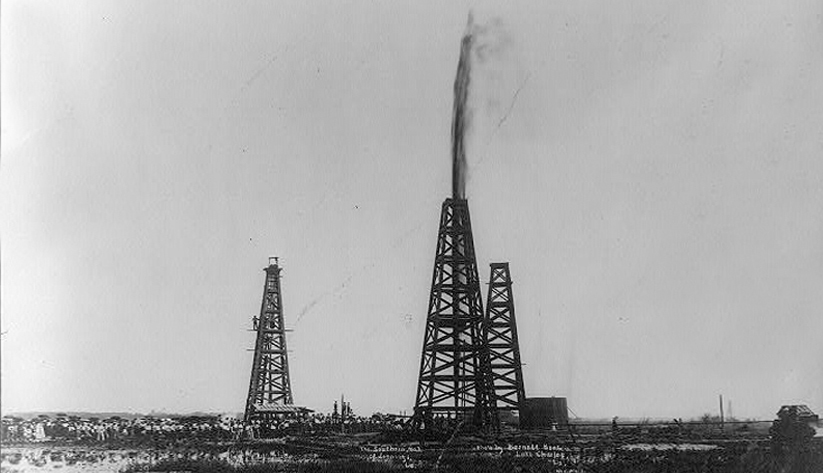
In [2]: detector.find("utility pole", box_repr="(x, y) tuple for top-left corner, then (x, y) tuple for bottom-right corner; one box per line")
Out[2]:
(719, 394), (724, 431)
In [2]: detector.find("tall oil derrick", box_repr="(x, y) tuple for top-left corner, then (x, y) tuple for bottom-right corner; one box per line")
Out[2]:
(244, 257), (293, 423)
(484, 263), (525, 412)
(414, 198), (496, 428)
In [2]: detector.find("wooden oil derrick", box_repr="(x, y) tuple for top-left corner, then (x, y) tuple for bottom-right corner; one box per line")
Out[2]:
(414, 198), (496, 429)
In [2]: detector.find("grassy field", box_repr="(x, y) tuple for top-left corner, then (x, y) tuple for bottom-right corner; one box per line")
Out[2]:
(116, 439), (823, 473)
(3, 425), (821, 473)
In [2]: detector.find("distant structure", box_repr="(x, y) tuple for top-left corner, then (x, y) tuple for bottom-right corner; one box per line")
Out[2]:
(333, 395), (352, 424)
(244, 257), (304, 425)
(776, 405), (819, 424)
(520, 397), (569, 429)
(484, 263), (526, 412)
(414, 198), (496, 428)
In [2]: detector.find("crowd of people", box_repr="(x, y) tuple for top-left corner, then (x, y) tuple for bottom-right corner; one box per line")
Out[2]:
(247, 412), (410, 438)
(0, 412), (410, 445)
(1, 414), (241, 444)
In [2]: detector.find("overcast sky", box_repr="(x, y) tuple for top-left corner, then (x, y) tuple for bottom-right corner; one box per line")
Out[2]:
(2, 1), (822, 420)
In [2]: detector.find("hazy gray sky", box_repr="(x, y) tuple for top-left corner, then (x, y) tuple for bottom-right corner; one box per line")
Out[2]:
(2, 1), (822, 420)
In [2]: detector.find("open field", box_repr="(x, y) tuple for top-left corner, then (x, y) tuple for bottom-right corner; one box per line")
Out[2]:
(3, 426), (822, 473)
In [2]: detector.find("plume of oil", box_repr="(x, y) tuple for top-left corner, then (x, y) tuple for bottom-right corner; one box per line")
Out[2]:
(451, 14), (474, 199)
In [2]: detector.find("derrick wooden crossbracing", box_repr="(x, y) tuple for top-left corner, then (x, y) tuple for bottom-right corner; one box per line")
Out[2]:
(414, 198), (496, 427)
(484, 262), (526, 411)
(244, 258), (293, 423)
